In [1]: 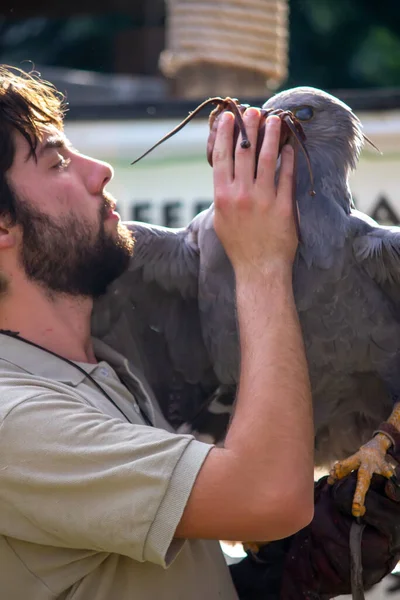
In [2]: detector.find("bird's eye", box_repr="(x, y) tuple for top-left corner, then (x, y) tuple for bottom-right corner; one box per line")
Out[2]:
(294, 106), (314, 121)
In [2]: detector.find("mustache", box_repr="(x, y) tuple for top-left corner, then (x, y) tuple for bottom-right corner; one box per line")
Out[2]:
(100, 192), (118, 219)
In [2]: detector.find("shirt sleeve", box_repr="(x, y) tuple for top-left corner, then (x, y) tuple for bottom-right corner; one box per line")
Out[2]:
(0, 392), (213, 567)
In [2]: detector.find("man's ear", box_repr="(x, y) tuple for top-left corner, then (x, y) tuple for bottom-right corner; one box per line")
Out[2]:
(0, 217), (17, 250)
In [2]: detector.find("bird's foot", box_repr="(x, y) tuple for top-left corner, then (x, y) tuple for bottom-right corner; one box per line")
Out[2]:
(242, 541), (268, 555)
(328, 433), (395, 517)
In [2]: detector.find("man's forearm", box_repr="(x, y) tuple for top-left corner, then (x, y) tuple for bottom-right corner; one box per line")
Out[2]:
(225, 264), (314, 520)
(175, 113), (313, 542)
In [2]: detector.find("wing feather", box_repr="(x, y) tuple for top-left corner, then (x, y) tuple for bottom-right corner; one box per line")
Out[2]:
(91, 221), (218, 428)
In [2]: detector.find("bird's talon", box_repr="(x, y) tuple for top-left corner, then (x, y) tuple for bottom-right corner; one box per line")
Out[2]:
(352, 503), (366, 518)
(242, 541), (267, 554)
(328, 435), (397, 517)
(328, 456), (360, 483)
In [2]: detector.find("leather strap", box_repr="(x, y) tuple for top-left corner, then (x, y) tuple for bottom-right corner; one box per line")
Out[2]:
(373, 422), (400, 454)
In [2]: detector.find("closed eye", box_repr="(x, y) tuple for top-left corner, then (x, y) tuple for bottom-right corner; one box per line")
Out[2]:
(53, 156), (71, 170)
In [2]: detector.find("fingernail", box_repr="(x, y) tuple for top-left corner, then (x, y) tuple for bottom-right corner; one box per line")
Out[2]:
(244, 107), (260, 118)
(221, 112), (233, 123)
(266, 115), (280, 128)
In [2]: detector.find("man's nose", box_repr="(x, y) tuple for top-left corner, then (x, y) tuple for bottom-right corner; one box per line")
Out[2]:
(83, 156), (114, 195)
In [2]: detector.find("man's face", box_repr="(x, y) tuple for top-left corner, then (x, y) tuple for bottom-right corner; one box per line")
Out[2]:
(5, 126), (134, 298)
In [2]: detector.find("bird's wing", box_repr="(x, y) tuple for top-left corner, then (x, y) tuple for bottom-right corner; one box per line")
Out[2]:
(352, 218), (400, 289)
(91, 221), (218, 428)
(195, 210), (240, 385)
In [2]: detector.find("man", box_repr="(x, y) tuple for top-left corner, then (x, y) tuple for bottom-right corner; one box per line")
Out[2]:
(0, 65), (398, 600)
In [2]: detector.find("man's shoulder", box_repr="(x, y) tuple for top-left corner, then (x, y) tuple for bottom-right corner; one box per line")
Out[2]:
(0, 358), (82, 421)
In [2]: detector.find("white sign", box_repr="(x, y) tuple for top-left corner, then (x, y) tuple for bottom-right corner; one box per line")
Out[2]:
(65, 110), (400, 227)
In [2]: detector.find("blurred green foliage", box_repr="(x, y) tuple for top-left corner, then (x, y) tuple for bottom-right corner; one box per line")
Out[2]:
(0, 13), (144, 74)
(0, 0), (399, 89)
(287, 0), (400, 88)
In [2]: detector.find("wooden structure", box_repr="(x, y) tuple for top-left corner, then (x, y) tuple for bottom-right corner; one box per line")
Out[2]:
(159, 0), (289, 98)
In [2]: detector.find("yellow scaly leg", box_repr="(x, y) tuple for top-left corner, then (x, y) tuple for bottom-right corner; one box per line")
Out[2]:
(328, 402), (400, 517)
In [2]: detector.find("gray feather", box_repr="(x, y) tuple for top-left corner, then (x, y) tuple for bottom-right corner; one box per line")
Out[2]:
(92, 220), (218, 428)
(353, 226), (400, 286)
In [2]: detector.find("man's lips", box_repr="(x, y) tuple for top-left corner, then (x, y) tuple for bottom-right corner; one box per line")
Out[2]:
(102, 199), (120, 220)
(106, 207), (120, 220)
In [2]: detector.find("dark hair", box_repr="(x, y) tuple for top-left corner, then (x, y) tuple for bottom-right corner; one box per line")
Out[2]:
(0, 65), (67, 223)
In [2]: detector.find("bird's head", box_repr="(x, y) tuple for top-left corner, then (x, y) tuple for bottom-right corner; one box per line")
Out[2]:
(262, 87), (374, 257)
(263, 86), (365, 203)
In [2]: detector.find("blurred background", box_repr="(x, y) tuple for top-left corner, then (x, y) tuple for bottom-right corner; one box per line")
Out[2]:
(0, 0), (399, 228)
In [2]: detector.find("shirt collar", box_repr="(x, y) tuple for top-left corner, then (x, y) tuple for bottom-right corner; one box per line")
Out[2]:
(0, 333), (125, 386)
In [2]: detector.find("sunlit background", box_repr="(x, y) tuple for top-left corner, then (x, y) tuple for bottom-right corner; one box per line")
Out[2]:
(1, 2), (399, 597)
(0, 0), (399, 228)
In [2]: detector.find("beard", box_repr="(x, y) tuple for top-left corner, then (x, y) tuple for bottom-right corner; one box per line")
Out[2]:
(14, 194), (134, 299)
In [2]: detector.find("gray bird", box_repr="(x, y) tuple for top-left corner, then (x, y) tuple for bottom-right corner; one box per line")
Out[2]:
(92, 87), (400, 517)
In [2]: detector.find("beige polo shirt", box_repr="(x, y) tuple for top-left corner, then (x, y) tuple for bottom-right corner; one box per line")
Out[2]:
(0, 335), (238, 600)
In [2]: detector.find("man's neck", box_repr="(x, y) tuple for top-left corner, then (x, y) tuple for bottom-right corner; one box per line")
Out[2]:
(0, 277), (96, 363)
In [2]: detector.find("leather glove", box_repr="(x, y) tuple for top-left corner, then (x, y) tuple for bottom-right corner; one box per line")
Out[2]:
(280, 470), (400, 599)
(230, 431), (400, 600)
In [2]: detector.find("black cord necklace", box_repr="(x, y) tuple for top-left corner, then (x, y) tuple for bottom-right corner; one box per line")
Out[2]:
(0, 329), (152, 426)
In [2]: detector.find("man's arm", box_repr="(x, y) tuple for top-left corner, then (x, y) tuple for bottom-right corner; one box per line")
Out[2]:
(175, 110), (314, 542)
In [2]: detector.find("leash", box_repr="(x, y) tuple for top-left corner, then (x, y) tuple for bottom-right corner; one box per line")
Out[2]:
(350, 519), (366, 600)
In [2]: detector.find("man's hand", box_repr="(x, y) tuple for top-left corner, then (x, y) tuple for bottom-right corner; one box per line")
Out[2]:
(176, 107), (314, 545)
(212, 109), (297, 275)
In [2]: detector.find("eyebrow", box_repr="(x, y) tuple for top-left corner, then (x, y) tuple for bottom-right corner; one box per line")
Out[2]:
(36, 135), (70, 160)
